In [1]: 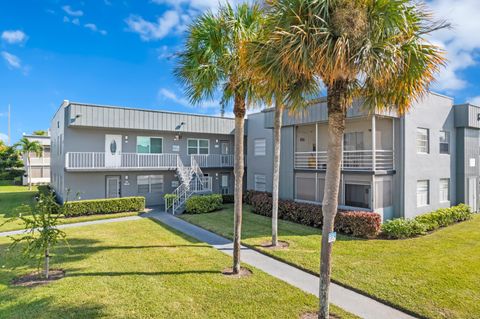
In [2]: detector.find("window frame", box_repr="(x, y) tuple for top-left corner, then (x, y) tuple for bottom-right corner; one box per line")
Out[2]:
(136, 136), (163, 154)
(439, 130), (450, 154)
(416, 128), (429, 154)
(254, 174), (267, 192)
(254, 138), (267, 156)
(137, 175), (164, 194)
(416, 180), (430, 207)
(187, 138), (210, 155)
(439, 178), (450, 202)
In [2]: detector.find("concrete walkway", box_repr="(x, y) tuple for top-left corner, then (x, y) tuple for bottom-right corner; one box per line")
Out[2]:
(0, 215), (142, 237)
(149, 211), (417, 319)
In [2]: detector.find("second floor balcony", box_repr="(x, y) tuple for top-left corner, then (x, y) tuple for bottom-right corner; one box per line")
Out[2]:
(294, 150), (394, 171)
(65, 152), (234, 171)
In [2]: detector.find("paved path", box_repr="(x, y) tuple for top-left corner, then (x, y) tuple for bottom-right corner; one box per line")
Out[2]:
(149, 211), (417, 319)
(0, 215), (142, 237)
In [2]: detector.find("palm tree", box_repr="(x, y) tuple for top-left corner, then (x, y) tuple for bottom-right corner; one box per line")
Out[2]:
(249, 38), (318, 246)
(263, 0), (447, 317)
(175, 2), (265, 274)
(15, 137), (43, 190)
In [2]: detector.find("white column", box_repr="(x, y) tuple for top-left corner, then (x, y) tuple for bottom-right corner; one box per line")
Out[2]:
(372, 115), (376, 171)
(392, 118), (395, 170)
(315, 122), (318, 170)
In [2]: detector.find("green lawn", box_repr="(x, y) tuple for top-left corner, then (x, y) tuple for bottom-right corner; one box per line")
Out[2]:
(181, 205), (480, 319)
(0, 185), (143, 232)
(0, 218), (355, 318)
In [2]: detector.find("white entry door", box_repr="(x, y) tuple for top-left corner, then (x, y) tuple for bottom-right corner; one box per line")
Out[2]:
(106, 176), (120, 198)
(105, 134), (122, 168)
(468, 178), (477, 212)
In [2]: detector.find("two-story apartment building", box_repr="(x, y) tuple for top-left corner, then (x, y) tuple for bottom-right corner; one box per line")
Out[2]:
(51, 101), (236, 211)
(247, 92), (460, 220)
(22, 133), (51, 185)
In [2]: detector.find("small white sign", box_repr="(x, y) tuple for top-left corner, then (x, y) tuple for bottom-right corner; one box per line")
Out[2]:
(172, 145), (180, 152)
(328, 232), (336, 243)
(214, 144), (219, 148)
(470, 158), (476, 167)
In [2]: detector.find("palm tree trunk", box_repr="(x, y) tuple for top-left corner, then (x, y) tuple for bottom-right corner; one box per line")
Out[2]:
(319, 80), (347, 319)
(45, 243), (50, 279)
(27, 154), (31, 191)
(232, 94), (246, 274)
(271, 101), (284, 246)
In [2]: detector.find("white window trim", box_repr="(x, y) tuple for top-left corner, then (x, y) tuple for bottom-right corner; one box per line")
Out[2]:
(439, 178), (450, 203)
(137, 175), (164, 194)
(439, 130), (450, 155)
(136, 136), (164, 154)
(416, 128), (429, 154)
(254, 138), (267, 156)
(416, 180), (430, 207)
(187, 138), (210, 155)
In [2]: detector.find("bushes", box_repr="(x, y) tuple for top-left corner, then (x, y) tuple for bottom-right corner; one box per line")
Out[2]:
(185, 194), (223, 214)
(63, 196), (145, 217)
(222, 194), (235, 204)
(381, 219), (427, 239)
(382, 204), (473, 239)
(250, 191), (381, 238)
(37, 185), (52, 196)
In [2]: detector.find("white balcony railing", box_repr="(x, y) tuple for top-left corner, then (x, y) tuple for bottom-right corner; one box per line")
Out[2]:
(294, 150), (394, 171)
(29, 157), (51, 166)
(190, 154), (234, 168)
(65, 152), (179, 170)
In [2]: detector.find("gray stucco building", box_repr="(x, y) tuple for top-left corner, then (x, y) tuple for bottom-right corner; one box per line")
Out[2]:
(51, 93), (479, 220)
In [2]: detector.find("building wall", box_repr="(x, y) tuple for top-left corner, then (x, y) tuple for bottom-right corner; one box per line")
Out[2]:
(402, 93), (456, 218)
(455, 127), (480, 208)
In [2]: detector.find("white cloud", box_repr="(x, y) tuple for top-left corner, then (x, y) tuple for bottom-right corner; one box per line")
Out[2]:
(84, 23), (107, 35)
(1, 30), (27, 44)
(468, 96), (480, 106)
(1, 51), (21, 69)
(125, 11), (180, 41)
(428, 0), (480, 91)
(0, 133), (8, 142)
(158, 88), (219, 109)
(62, 5), (84, 17)
(63, 16), (79, 25)
(71, 18), (80, 25)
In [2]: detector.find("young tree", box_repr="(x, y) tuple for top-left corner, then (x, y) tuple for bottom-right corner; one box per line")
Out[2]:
(0, 145), (24, 180)
(8, 193), (66, 279)
(264, 0), (447, 317)
(176, 3), (265, 274)
(14, 137), (43, 190)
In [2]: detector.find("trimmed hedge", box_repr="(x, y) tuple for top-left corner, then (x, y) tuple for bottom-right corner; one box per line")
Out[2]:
(382, 204), (473, 239)
(250, 191), (381, 238)
(63, 196), (145, 217)
(185, 194), (223, 214)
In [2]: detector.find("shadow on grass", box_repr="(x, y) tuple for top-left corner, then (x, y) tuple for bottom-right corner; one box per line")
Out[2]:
(67, 270), (220, 277)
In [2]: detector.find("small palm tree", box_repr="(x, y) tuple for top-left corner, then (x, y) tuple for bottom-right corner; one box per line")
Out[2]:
(264, 0), (447, 317)
(176, 2), (265, 274)
(15, 137), (43, 190)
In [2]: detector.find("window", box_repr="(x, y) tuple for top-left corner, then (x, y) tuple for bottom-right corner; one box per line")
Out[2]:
(417, 128), (429, 153)
(254, 138), (266, 156)
(345, 184), (371, 209)
(417, 180), (429, 207)
(137, 175), (164, 194)
(439, 131), (450, 154)
(137, 137), (163, 154)
(344, 132), (364, 151)
(254, 174), (266, 192)
(188, 139), (209, 155)
(440, 178), (450, 202)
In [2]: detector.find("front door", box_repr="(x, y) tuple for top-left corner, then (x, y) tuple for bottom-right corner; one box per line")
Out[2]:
(106, 176), (121, 198)
(468, 177), (477, 212)
(220, 141), (230, 166)
(105, 134), (122, 168)
(221, 173), (230, 194)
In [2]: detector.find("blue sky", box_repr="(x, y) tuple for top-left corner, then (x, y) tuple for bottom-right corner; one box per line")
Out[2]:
(0, 0), (479, 143)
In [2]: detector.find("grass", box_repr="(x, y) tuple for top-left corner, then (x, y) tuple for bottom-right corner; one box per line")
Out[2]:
(181, 204), (480, 319)
(0, 185), (141, 232)
(0, 218), (356, 318)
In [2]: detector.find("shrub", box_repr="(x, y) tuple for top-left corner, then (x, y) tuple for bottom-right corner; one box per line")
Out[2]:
(63, 196), (145, 217)
(222, 194), (235, 204)
(414, 204), (472, 231)
(335, 211), (382, 237)
(381, 218), (427, 239)
(37, 185), (52, 196)
(185, 194), (223, 214)
(244, 190), (271, 205)
(251, 191), (381, 237)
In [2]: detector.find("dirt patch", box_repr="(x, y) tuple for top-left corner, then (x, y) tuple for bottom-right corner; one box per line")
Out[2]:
(300, 311), (341, 319)
(260, 240), (290, 250)
(11, 269), (65, 287)
(221, 267), (252, 278)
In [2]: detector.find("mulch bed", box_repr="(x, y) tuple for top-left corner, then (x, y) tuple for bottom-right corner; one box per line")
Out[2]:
(221, 267), (252, 278)
(300, 311), (341, 319)
(11, 269), (65, 287)
(260, 240), (290, 250)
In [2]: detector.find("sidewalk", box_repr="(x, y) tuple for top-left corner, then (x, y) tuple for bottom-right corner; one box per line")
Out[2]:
(150, 211), (417, 319)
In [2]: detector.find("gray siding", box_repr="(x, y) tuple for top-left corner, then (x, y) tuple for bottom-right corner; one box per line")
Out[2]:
(68, 103), (236, 135)
(455, 128), (480, 205)
(454, 103), (480, 128)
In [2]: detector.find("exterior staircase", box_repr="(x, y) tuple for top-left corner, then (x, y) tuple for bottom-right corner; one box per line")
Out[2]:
(164, 157), (212, 214)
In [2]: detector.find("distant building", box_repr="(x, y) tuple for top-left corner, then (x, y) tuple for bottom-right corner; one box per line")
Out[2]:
(22, 133), (51, 185)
